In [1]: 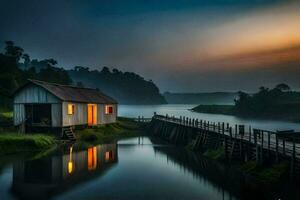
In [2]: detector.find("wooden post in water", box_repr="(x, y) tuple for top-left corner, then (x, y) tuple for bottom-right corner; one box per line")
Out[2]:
(229, 127), (232, 140)
(261, 130), (264, 163)
(276, 133), (279, 163)
(235, 124), (238, 138)
(268, 132), (271, 157)
(254, 129), (259, 162)
(282, 137), (286, 156)
(249, 126), (252, 143)
(291, 133), (296, 178)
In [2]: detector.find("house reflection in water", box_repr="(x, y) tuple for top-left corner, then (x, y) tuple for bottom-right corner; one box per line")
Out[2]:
(12, 144), (118, 200)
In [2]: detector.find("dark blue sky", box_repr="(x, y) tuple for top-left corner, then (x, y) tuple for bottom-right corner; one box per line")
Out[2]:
(1, 0), (299, 92)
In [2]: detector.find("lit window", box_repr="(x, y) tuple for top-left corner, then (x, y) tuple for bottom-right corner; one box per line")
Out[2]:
(105, 105), (113, 114)
(105, 151), (113, 162)
(68, 104), (75, 115)
(88, 147), (97, 170)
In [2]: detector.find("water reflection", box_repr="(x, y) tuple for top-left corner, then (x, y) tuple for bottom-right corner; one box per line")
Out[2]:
(12, 144), (118, 200)
(0, 137), (297, 200)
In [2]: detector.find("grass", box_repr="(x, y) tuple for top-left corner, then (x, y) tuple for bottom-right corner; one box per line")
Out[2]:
(0, 133), (56, 155)
(77, 117), (147, 144)
(241, 161), (289, 184)
(0, 110), (13, 124)
(191, 104), (234, 115)
(203, 147), (225, 160)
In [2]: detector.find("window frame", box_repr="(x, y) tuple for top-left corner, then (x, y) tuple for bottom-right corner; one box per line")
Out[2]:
(68, 104), (75, 115)
(105, 105), (114, 115)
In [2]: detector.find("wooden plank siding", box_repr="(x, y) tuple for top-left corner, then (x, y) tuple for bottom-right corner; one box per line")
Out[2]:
(13, 83), (117, 128)
(97, 104), (118, 125)
(62, 103), (117, 127)
(62, 102), (88, 127)
(13, 84), (61, 126)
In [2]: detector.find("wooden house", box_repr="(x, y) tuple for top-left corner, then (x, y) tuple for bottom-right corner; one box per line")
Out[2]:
(13, 79), (118, 136)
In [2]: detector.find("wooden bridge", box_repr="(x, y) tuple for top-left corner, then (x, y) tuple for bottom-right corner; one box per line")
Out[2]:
(149, 114), (300, 179)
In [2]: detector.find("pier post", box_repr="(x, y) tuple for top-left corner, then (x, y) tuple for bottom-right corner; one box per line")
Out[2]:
(249, 126), (251, 143)
(260, 130), (264, 163)
(235, 124), (238, 138)
(282, 137), (286, 156)
(229, 127), (232, 140)
(276, 133), (279, 163)
(291, 133), (296, 178)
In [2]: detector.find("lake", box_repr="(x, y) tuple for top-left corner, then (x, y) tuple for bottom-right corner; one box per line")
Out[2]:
(119, 104), (300, 131)
(0, 137), (297, 200)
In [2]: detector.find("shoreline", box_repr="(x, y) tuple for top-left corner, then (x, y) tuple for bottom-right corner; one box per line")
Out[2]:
(191, 104), (300, 123)
(0, 117), (147, 156)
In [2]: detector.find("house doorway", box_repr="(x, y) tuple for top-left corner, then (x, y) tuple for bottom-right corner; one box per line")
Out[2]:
(87, 104), (97, 126)
(25, 104), (52, 127)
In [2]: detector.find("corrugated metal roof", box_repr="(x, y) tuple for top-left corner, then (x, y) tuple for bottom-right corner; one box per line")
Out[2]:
(20, 79), (118, 104)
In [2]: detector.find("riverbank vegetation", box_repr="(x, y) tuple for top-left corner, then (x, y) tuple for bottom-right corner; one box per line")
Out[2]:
(200, 147), (289, 184)
(77, 117), (146, 144)
(192, 83), (300, 122)
(0, 133), (56, 155)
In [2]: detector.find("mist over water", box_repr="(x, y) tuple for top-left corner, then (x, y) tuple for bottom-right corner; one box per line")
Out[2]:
(118, 104), (300, 131)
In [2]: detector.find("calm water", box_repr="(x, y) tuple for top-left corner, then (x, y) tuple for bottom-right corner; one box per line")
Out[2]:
(1, 137), (297, 200)
(119, 104), (300, 131)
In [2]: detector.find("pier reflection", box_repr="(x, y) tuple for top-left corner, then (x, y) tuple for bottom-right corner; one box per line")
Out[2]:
(12, 144), (118, 200)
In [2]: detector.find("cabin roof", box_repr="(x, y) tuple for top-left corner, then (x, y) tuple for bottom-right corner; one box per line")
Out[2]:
(15, 79), (118, 104)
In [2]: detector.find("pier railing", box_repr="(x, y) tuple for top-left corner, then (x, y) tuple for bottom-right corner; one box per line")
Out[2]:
(153, 114), (300, 161)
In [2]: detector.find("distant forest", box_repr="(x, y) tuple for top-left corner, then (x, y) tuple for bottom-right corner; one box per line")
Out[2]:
(68, 67), (166, 105)
(164, 92), (238, 105)
(0, 41), (166, 108)
(192, 84), (300, 122)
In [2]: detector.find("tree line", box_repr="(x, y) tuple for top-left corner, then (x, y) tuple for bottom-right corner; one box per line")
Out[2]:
(0, 41), (166, 108)
(234, 84), (300, 116)
(68, 66), (167, 104)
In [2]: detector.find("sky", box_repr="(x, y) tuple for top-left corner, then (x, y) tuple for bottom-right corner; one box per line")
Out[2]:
(0, 0), (300, 92)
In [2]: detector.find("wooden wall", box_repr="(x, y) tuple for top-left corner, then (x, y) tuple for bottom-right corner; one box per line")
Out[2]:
(13, 84), (62, 127)
(13, 83), (117, 127)
(62, 102), (117, 126)
(97, 104), (118, 125)
(62, 102), (88, 127)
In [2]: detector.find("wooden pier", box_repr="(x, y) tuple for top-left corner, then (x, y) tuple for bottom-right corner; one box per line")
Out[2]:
(149, 114), (300, 179)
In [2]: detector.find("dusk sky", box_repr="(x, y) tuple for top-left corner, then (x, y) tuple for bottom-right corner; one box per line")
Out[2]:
(1, 0), (300, 92)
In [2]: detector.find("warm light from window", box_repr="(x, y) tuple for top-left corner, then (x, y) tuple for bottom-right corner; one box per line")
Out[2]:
(68, 104), (75, 115)
(68, 146), (74, 174)
(105, 105), (113, 114)
(88, 147), (97, 170)
(105, 151), (112, 162)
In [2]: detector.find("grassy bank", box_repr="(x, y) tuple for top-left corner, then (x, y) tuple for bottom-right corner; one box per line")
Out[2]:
(0, 116), (146, 154)
(0, 133), (56, 155)
(200, 147), (289, 184)
(241, 161), (289, 184)
(191, 104), (234, 115)
(77, 117), (147, 144)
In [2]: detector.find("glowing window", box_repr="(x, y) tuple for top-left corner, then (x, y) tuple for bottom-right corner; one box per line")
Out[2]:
(88, 147), (97, 170)
(68, 146), (74, 174)
(68, 104), (75, 115)
(105, 105), (113, 114)
(105, 151), (113, 162)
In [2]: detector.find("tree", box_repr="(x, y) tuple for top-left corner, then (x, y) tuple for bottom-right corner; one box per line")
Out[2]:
(275, 83), (291, 92)
(22, 53), (31, 69)
(4, 40), (24, 61)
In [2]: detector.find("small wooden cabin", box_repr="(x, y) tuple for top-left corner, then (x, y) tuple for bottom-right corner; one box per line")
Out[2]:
(13, 79), (118, 134)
